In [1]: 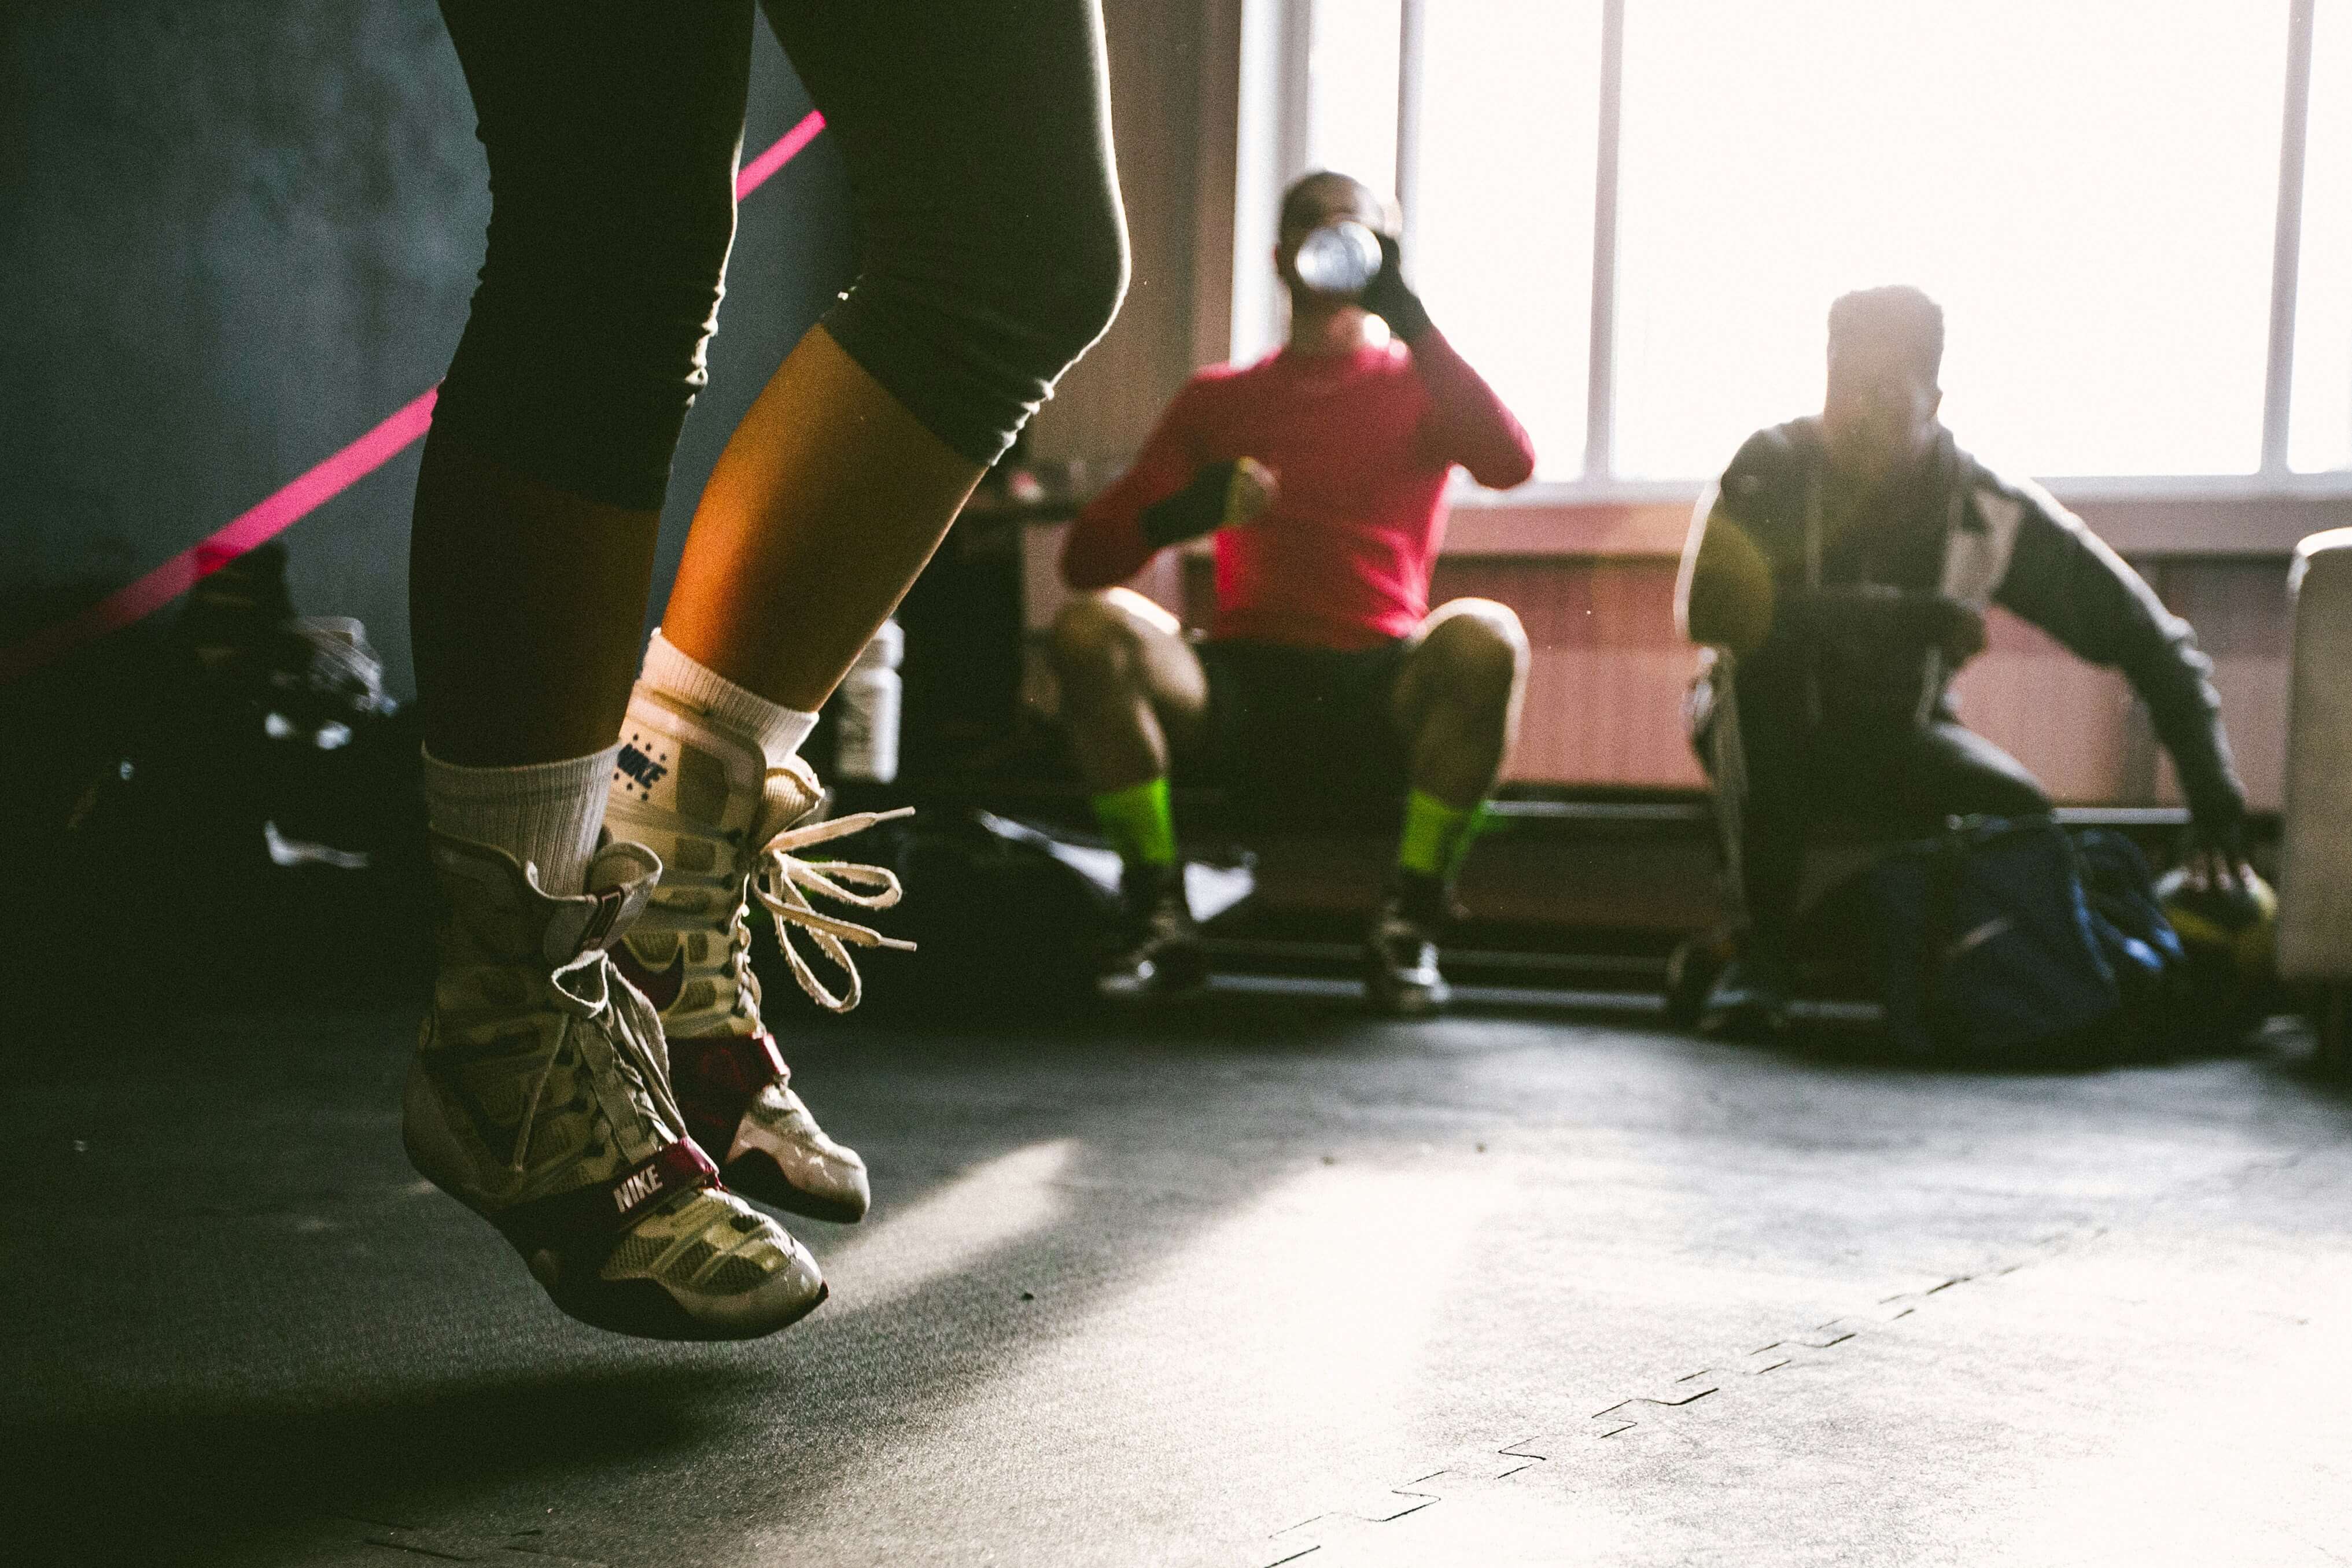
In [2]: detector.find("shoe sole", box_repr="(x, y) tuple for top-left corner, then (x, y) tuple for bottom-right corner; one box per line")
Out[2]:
(724, 1159), (870, 1225)
(1097, 946), (1211, 1002)
(1366, 983), (1449, 1018)
(546, 1270), (830, 1342)
(1697, 1001), (1789, 1040)
(427, 1189), (834, 1341)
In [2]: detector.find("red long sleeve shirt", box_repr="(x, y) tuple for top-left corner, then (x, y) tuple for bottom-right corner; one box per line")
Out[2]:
(1060, 330), (1536, 650)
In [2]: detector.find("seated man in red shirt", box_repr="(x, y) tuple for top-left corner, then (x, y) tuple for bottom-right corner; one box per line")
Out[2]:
(1053, 171), (1536, 1013)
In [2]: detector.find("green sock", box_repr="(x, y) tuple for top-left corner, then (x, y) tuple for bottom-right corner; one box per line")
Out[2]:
(1092, 777), (1177, 868)
(1396, 788), (1484, 880)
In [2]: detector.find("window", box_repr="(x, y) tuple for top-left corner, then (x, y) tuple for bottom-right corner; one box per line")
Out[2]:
(1304, 0), (1403, 203)
(1616, 2), (2283, 480)
(1296, 0), (1602, 476)
(1409, 2), (1603, 481)
(1283, 0), (2348, 488)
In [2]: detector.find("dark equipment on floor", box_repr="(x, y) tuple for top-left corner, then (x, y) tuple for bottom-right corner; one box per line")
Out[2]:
(1865, 817), (2183, 1065)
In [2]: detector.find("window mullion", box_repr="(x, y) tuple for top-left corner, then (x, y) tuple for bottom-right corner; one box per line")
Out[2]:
(2263, 0), (2318, 477)
(1583, 0), (1627, 481)
(1395, 0), (1426, 253)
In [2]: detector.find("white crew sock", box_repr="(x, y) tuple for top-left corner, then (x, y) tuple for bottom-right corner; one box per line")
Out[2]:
(421, 744), (617, 897)
(639, 628), (819, 768)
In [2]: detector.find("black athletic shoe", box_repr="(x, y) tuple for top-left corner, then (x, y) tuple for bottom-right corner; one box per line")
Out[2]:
(1097, 864), (1208, 1000)
(1697, 948), (1793, 1038)
(1365, 873), (1453, 1017)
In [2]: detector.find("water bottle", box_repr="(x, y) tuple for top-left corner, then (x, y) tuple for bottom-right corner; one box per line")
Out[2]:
(834, 619), (903, 784)
(1293, 219), (1382, 297)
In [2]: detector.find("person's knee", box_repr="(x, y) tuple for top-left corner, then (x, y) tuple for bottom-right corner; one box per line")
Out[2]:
(1925, 726), (2052, 820)
(592, 200), (733, 375)
(921, 184), (1127, 373)
(997, 185), (1130, 379)
(1422, 600), (1529, 710)
(1050, 593), (1146, 698)
(479, 153), (736, 360)
(832, 173), (1127, 464)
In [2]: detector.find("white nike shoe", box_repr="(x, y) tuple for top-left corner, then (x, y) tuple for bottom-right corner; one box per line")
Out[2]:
(404, 831), (827, 1340)
(603, 691), (911, 1224)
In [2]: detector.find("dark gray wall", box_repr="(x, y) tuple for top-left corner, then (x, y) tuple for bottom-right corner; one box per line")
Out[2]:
(1, 1), (855, 699)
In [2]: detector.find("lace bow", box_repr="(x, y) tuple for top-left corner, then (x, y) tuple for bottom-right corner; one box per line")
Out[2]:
(752, 806), (918, 1014)
(509, 942), (682, 1175)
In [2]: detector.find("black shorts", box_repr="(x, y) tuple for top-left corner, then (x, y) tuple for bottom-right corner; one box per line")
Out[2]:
(1185, 637), (1413, 827)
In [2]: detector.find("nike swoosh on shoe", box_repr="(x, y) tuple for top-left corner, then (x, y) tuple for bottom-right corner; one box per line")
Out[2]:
(613, 945), (687, 1012)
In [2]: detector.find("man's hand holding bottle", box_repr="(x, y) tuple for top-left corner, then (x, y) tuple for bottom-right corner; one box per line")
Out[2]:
(1295, 219), (1435, 344)
(1358, 231), (1435, 344)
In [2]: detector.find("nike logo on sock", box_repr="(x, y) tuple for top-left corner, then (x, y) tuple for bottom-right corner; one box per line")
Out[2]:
(615, 741), (670, 794)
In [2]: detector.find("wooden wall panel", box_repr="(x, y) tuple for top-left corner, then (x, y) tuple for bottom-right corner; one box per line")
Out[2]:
(2147, 559), (2291, 814)
(1159, 552), (2297, 807)
(1152, 551), (2293, 805)
(1947, 614), (2139, 805)
(1430, 559), (1702, 788)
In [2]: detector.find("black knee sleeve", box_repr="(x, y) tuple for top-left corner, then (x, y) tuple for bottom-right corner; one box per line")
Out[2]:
(822, 174), (1128, 467)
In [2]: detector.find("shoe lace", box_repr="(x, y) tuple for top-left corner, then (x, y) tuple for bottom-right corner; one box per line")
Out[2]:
(751, 806), (919, 1014)
(506, 946), (687, 1176)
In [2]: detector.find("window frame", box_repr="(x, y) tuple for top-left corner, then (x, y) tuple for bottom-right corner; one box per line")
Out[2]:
(1230, 0), (2352, 531)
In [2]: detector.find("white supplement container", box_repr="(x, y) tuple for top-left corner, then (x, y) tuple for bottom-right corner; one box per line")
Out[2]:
(834, 619), (904, 784)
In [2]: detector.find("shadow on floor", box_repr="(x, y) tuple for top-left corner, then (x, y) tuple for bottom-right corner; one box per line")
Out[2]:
(10, 994), (1464, 1564)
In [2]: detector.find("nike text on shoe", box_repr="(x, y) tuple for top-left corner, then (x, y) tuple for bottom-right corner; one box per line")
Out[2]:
(605, 693), (912, 1223)
(405, 831), (827, 1340)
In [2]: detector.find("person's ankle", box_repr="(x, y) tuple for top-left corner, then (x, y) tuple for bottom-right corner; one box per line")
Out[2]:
(639, 628), (818, 771)
(1387, 867), (1450, 928)
(1121, 858), (1184, 911)
(419, 744), (616, 898)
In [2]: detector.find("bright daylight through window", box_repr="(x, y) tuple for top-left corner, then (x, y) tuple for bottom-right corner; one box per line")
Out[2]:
(1412, 2), (1603, 484)
(1299, 0), (2349, 485)
(1305, 0), (1403, 202)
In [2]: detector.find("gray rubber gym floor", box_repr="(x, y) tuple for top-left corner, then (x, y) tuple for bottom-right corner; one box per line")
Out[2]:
(10, 990), (2350, 1566)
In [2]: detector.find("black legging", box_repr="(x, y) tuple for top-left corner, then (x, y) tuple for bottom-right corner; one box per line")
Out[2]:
(1705, 700), (2052, 948)
(430, 0), (1127, 509)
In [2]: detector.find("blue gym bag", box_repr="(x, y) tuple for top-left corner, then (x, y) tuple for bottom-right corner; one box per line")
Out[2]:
(1866, 816), (2183, 1062)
